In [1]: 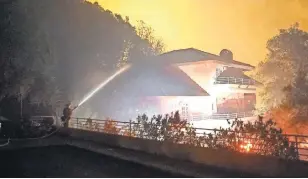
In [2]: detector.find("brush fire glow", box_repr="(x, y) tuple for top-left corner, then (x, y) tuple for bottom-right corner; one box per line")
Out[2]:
(240, 141), (253, 152)
(89, 0), (308, 66)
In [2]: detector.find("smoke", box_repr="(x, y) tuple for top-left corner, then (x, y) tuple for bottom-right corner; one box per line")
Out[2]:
(76, 64), (131, 108)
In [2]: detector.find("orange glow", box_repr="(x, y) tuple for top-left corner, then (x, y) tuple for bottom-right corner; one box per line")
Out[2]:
(240, 141), (253, 152)
(88, 0), (308, 66)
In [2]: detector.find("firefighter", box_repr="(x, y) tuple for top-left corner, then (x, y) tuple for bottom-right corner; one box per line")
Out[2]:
(61, 103), (77, 128)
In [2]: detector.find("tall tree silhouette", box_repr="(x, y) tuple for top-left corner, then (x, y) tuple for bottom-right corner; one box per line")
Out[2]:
(0, 0), (165, 120)
(252, 23), (308, 134)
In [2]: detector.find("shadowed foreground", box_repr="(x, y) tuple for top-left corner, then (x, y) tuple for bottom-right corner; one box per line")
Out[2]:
(0, 145), (185, 177)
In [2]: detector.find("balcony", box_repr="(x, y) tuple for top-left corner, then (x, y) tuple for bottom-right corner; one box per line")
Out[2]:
(191, 111), (254, 121)
(214, 77), (256, 85)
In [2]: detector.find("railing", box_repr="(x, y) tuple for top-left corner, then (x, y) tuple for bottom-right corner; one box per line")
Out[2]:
(69, 117), (308, 161)
(214, 77), (256, 85)
(191, 111), (254, 121)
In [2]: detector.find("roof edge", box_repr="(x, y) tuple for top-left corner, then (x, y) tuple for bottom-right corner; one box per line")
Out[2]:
(159, 48), (254, 68)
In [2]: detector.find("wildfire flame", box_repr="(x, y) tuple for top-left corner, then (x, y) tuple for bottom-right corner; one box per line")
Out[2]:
(240, 141), (253, 152)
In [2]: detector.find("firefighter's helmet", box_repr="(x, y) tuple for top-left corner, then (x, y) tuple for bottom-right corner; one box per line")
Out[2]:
(65, 102), (71, 108)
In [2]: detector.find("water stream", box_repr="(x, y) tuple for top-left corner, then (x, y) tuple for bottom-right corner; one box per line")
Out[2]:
(76, 64), (131, 109)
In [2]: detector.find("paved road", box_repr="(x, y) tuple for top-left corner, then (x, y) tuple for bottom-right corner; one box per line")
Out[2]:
(0, 145), (185, 177)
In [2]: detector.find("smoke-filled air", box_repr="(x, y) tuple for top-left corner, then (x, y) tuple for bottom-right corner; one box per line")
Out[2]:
(1, 0), (308, 165)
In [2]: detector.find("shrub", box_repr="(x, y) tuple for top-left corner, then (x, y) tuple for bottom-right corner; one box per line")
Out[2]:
(102, 118), (120, 135)
(199, 116), (298, 160)
(85, 111), (299, 160)
(129, 112), (299, 160)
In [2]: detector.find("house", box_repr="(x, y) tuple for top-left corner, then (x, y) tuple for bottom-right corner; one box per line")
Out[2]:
(75, 48), (259, 129)
(154, 48), (259, 128)
(75, 61), (210, 121)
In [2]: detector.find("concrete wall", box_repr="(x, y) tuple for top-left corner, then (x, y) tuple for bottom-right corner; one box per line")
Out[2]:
(67, 128), (308, 177)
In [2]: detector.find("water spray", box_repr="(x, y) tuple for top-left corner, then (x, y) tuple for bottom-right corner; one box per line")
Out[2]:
(0, 64), (135, 148)
(76, 64), (131, 109)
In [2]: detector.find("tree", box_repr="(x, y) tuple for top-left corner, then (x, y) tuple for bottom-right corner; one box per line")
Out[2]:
(266, 103), (308, 134)
(0, 0), (55, 102)
(254, 23), (308, 111)
(252, 23), (308, 132)
(0, 0), (60, 122)
(136, 20), (166, 55)
(0, 0), (166, 123)
(116, 20), (166, 69)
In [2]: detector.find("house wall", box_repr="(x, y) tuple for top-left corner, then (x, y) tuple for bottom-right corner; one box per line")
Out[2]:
(143, 96), (213, 121)
(177, 62), (257, 95)
(216, 93), (256, 113)
(74, 95), (212, 122)
(176, 61), (223, 113)
(137, 95), (257, 129)
(176, 61), (257, 116)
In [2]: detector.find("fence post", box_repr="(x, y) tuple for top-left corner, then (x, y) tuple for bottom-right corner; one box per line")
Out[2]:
(129, 119), (132, 137)
(77, 118), (79, 129)
(295, 136), (299, 158)
(189, 127), (192, 144)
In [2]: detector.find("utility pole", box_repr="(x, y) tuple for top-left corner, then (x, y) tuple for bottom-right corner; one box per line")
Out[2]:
(19, 87), (23, 121)
(20, 93), (23, 120)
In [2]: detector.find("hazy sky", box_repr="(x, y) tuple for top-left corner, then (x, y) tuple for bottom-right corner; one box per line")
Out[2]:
(89, 0), (308, 66)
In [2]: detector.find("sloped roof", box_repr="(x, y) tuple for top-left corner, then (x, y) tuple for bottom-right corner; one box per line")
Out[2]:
(158, 48), (221, 63)
(84, 64), (209, 118)
(91, 64), (209, 99)
(160, 66), (209, 96)
(158, 48), (254, 68)
(231, 60), (254, 68)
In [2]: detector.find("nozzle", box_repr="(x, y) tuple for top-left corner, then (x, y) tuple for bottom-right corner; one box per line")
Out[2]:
(72, 106), (78, 111)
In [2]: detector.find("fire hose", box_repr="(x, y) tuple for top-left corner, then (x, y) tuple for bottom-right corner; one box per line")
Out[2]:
(0, 106), (78, 148)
